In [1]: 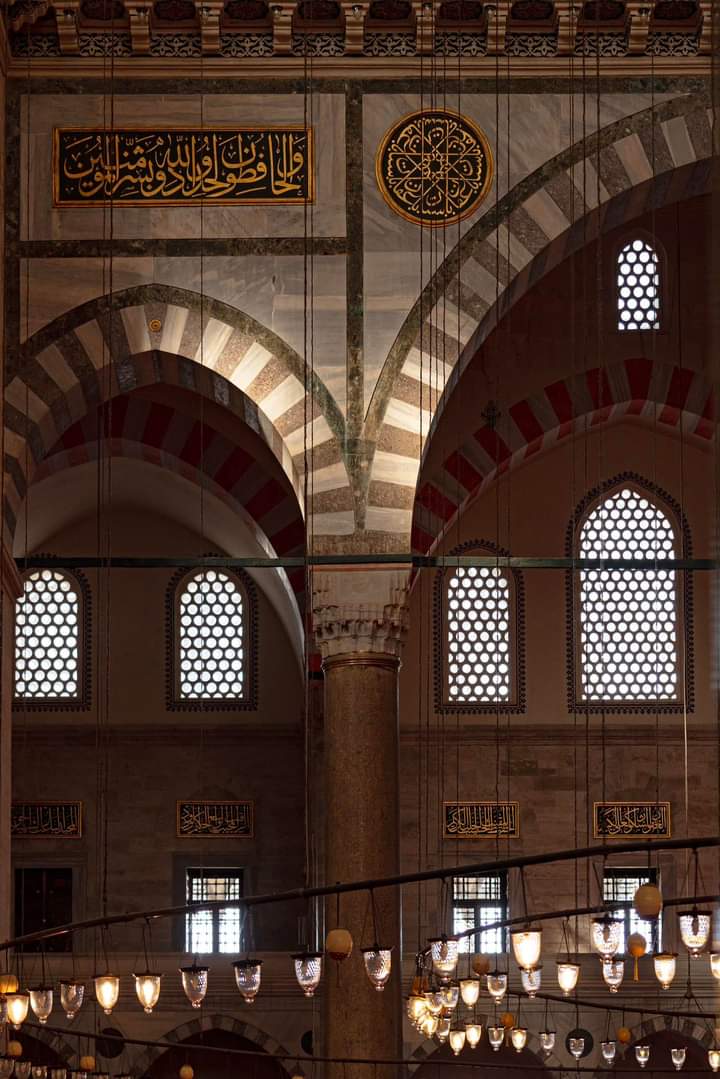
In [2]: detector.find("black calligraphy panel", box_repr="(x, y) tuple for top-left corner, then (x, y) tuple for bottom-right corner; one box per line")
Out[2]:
(443, 801), (519, 839)
(12, 802), (83, 839)
(593, 802), (671, 839)
(54, 128), (313, 205)
(177, 800), (254, 838)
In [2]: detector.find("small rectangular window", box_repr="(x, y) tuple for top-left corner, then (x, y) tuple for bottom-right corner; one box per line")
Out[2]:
(185, 868), (243, 954)
(14, 867), (73, 952)
(603, 867), (660, 953)
(451, 872), (508, 954)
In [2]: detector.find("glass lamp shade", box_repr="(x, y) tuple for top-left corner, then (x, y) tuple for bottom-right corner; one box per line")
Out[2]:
(511, 1027), (528, 1053)
(465, 1023), (482, 1049)
(635, 1045), (651, 1068)
(0, 1064), (14, 1079)
(5, 992), (29, 1029)
(557, 961), (580, 995)
(293, 953), (323, 997)
(50, 1071), (68, 1079)
(179, 965), (209, 1008)
(94, 974), (120, 1015)
(653, 952), (677, 989)
(601, 1040), (617, 1064)
(14, 1065), (31, 1079)
(678, 909), (712, 957)
(708, 1050), (720, 1073)
(31, 1067), (48, 1078)
(488, 1026), (504, 1051)
(486, 971), (508, 1003)
(407, 995), (427, 1024)
(710, 954), (720, 981)
(592, 917), (623, 959)
(60, 981), (85, 1020)
(134, 972), (162, 1013)
(419, 1014), (439, 1039)
(540, 1031), (556, 1054)
(438, 985), (459, 1011)
(569, 1038), (585, 1060)
(423, 992), (443, 1016)
(232, 960), (262, 1004)
(449, 1029), (466, 1056)
(429, 937), (459, 983)
(459, 978), (480, 1006)
(362, 947), (392, 992)
(521, 966), (542, 998)
(602, 958), (625, 993)
(436, 1017), (451, 1044)
(29, 987), (53, 1024)
(511, 928), (542, 971)
(671, 1048), (687, 1071)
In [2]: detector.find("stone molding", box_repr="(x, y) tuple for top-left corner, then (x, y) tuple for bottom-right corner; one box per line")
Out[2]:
(313, 569), (409, 659)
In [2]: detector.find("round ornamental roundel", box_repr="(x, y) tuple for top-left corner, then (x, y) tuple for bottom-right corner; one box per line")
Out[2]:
(375, 108), (493, 227)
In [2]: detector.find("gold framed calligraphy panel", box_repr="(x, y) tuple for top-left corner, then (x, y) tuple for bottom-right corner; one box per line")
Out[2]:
(11, 801), (83, 839)
(177, 800), (254, 839)
(375, 109), (493, 227)
(443, 801), (519, 840)
(53, 128), (313, 206)
(593, 801), (671, 839)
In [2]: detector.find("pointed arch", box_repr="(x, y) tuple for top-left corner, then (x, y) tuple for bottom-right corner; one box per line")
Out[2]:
(130, 1013), (297, 1076)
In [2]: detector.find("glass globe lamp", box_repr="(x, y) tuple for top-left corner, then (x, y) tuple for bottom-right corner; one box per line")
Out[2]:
(293, 953), (323, 997)
(511, 928), (542, 971)
(521, 966), (541, 998)
(602, 958), (624, 993)
(5, 992), (29, 1029)
(419, 1014), (438, 1039)
(0, 1062), (14, 1079)
(429, 937), (459, 983)
(511, 1027), (528, 1053)
(486, 971), (508, 1003)
(60, 981), (84, 1020)
(94, 974), (120, 1016)
(31, 1067), (47, 1079)
(557, 961), (580, 995)
(488, 1026), (504, 1051)
(601, 1040), (617, 1064)
(671, 1048), (686, 1071)
(635, 1045), (651, 1068)
(134, 972), (162, 1013)
(449, 1029), (466, 1056)
(465, 1023), (482, 1049)
(436, 1017), (451, 1044)
(14, 1065), (31, 1079)
(29, 987), (53, 1024)
(438, 984), (459, 1011)
(459, 978), (479, 1006)
(710, 954), (720, 981)
(678, 909), (711, 957)
(232, 960), (262, 1004)
(407, 995), (427, 1024)
(362, 947), (392, 992)
(540, 1031), (556, 1054)
(179, 964), (209, 1008)
(653, 952), (677, 989)
(708, 1050), (720, 1072)
(569, 1037), (585, 1060)
(592, 916), (623, 959)
(423, 992), (443, 1016)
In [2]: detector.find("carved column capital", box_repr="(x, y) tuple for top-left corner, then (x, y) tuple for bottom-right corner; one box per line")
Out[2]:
(312, 568), (410, 662)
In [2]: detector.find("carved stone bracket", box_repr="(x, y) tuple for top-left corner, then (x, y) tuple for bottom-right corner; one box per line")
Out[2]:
(271, 1), (295, 53)
(200, 0), (223, 53)
(412, 0), (438, 53)
(312, 569), (410, 661)
(699, 0), (711, 52)
(627, 1), (651, 54)
(341, 0), (368, 53)
(485, 0), (508, 54)
(127, 4), (151, 53)
(556, 1), (579, 53)
(56, 0), (80, 53)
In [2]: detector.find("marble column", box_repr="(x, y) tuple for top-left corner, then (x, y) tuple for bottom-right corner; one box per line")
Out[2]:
(0, 547), (21, 941)
(313, 570), (409, 1079)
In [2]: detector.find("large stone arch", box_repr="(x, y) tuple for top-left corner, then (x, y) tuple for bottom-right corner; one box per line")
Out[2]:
(363, 92), (712, 539)
(407, 1022), (563, 1074)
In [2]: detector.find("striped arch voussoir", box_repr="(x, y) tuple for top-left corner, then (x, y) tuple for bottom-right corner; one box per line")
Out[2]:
(129, 1013), (295, 1077)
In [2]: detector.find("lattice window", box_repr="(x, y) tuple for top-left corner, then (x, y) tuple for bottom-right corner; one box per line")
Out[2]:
(603, 868), (661, 953)
(185, 868), (243, 954)
(578, 486), (680, 705)
(452, 873), (508, 954)
(175, 569), (249, 703)
(617, 237), (661, 330)
(14, 570), (84, 703)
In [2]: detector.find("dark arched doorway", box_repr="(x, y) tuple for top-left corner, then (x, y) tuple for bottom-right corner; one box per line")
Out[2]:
(415, 1039), (556, 1078)
(144, 1028), (291, 1079)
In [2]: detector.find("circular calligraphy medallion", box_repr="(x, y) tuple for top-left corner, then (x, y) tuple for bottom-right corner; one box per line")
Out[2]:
(375, 108), (493, 227)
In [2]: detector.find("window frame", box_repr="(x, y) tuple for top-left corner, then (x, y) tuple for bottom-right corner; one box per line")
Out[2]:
(166, 566), (258, 712)
(13, 568), (91, 712)
(613, 230), (667, 335)
(435, 539), (526, 714)
(566, 472), (693, 715)
(450, 871), (509, 955)
(603, 866), (661, 953)
(184, 866), (244, 955)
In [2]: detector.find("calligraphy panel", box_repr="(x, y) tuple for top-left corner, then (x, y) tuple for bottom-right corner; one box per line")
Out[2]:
(177, 800), (254, 838)
(54, 128), (313, 205)
(375, 109), (493, 226)
(593, 801), (671, 839)
(443, 801), (519, 839)
(12, 802), (83, 839)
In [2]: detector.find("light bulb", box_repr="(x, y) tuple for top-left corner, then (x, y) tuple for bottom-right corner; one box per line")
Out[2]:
(5, 992), (29, 1029)
(465, 1023), (482, 1048)
(602, 957), (625, 993)
(521, 966), (541, 998)
(636, 1045), (651, 1068)
(362, 947), (392, 992)
(488, 1025), (504, 1051)
(569, 1037), (585, 1060)
(449, 1029), (466, 1056)
(654, 952), (677, 989)
(708, 1050), (720, 1072)
(133, 972), (162, 1013)
(602, 1040), (617, 1064)
(672, 1048), (686, 1071)
(557, 961), (580, 995)
(232, 960), (262, 1004)
(459, 978), (480, 1006)
(293, 953), (322, 997)
(511, 1027), (528, 1053)
(29, 987), (53, 1024)
(592, 916), (623, 959)
(710, 954), (720, 981)
(429, 937), (459, 983)
(540, 1030), (556, 1054)
(94, 974), (120, 1015)
(486, 971), (508, 1003)
(678, 909), (712, 957)
(60, 981), (84, 1020)
(179, 964), (209, 1008)
(511, 928), (542, 971)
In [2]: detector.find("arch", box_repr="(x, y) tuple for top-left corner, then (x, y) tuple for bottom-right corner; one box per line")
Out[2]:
(408, 1026), (562, 1075)
(592, 1019), (714, 1078)
(365, 92), (712, 537)
(131, 1013), (298, 1077)
(18, 1026), (81, 1066)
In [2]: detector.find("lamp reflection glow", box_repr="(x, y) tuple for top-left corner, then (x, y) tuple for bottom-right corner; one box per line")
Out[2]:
(94, 974), (120, 1016)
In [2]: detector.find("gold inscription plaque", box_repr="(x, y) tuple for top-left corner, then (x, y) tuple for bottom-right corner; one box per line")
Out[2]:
(376, 109), (493, 227)
(443, 801), (519, 839)
(593, 801), (671, 839)
(12, 801), (83, 839)
(177, 800), (254, 838)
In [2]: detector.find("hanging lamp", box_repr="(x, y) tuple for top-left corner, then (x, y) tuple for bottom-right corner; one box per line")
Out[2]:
(486, 971), (508, 1003)
(362, 946), (392, 991)
(556, 961), (580, 995)
(59, 981), (84, 1020)
(601, 957), (624, 993)
(5, 992), (29, 1029)
(488, 1026), (504, 1051)
(511, 928), (542, 972)
(429, 937), (459, 983)
(653, 952), (677, 989)
(635, 1045), (651, 1068)
(591, 915), (623, 959)
(678, 908), (711, 957)
(94, 973), (120, 1016)
(180, 964), (209, 1008)
(569, 1037), (585, 1060)
(293, 953), (323, 997)
(233, 959), (262, 1004)
(511, 1027), (528, 1053)
(540, 1030), (556, 1054)
(708, 1050), (720, 1072)
(28, 987), (53, 1024)
(671, 1048), (686, 1071)
(448, 1029), (466, 1056)
(465, 1023), (482, 1048)
(459, 977), (480, 1006)
(134, 972), (162, 1013)
(601, 1040), (617, 1064)
(521, 966), (541, 998)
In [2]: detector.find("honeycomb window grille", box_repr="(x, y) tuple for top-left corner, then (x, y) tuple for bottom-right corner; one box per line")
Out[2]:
(577, 485), (681, 707)
(14, 569), (84, 704)
(173, 568), (254, 705)
(616, 237), (661, 330)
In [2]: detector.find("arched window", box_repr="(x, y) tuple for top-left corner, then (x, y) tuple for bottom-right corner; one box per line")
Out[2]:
(14, 569), (86, 706)
(616, 237), (661, 331)
(572, 480), (690, 710)
(437, 543), (525, 712)
(170, 568), (256, 709)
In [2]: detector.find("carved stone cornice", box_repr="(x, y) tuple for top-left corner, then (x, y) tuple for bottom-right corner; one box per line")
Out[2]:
(313, 569), (409, 661)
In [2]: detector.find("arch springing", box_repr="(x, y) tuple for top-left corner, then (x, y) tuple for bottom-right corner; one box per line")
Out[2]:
(14, 570), (82, 702)
(617, 237), (660, 330)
